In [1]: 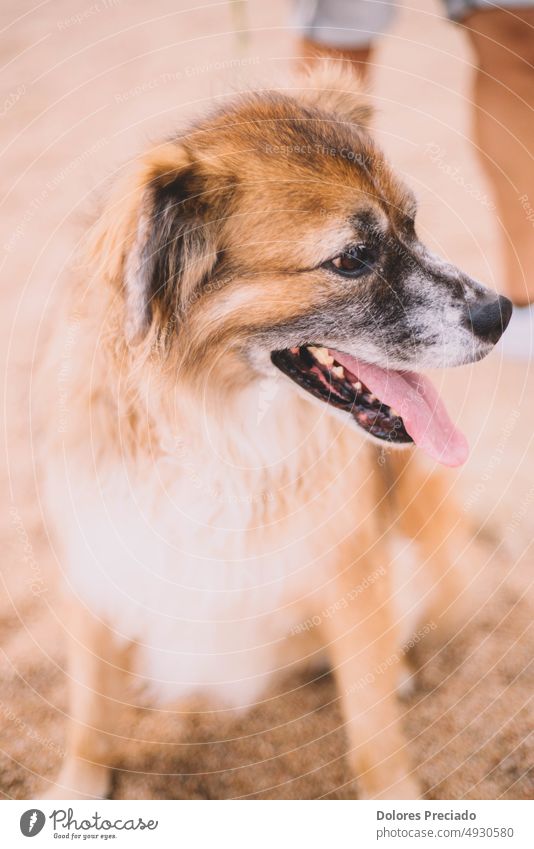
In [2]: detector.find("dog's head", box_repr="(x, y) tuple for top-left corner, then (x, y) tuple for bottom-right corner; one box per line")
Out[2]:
(99, 66), (511, 466)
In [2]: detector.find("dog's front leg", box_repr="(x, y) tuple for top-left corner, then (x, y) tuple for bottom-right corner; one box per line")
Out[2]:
(321, 552), (421, 800)
(40, 602), (131, 800)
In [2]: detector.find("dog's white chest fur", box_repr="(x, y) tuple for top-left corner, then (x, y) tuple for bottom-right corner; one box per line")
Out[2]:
(56, 384), (359, 709)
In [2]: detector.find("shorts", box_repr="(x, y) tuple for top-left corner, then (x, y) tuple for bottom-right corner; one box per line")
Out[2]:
(293, 0), (534, 47)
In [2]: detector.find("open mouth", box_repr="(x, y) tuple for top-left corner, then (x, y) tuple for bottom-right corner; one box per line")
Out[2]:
(270, 346), (469, 467)
(271, 346), (412, 444)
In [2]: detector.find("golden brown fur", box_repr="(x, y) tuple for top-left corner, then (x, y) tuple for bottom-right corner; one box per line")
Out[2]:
(40, 65), (491, 801)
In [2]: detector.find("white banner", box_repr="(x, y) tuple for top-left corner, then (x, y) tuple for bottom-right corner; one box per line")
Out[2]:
(2, 799), (532, 848)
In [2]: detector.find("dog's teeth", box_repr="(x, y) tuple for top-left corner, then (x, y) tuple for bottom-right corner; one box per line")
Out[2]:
(331, 365), (344, 378)
(368, 393), (377, 403)
(308, 346), (334, 366)
(391, 407), (400, 417)
(352, 381), (362, 393)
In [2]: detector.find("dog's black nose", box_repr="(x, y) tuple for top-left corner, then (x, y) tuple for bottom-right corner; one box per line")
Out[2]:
(467, 294), (513, 343)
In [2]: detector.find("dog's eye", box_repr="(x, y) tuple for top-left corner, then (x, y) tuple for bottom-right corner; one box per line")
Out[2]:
(328, 244), (375, 277)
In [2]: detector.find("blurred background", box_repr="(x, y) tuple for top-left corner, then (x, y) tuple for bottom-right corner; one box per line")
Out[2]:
(1, 0), (533, 799)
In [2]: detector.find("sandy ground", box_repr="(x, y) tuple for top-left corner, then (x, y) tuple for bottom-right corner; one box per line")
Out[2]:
(1, 0), (533, 800)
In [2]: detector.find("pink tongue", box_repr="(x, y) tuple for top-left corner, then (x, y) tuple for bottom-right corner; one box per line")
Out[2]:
(331, 350), (468, 467)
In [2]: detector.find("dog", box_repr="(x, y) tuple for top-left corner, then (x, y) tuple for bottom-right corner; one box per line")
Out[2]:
(40, 65), (512, 800)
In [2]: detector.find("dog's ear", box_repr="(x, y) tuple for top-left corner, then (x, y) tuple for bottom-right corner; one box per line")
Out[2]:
(92, 143), (220, 345)
(296, 63), (373, 128)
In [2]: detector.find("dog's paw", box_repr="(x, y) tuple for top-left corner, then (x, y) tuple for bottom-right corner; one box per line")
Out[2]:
(39, 760), (112, 800)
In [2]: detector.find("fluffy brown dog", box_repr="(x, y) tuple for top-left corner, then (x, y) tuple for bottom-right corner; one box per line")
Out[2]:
(41, 65), (511, 800)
